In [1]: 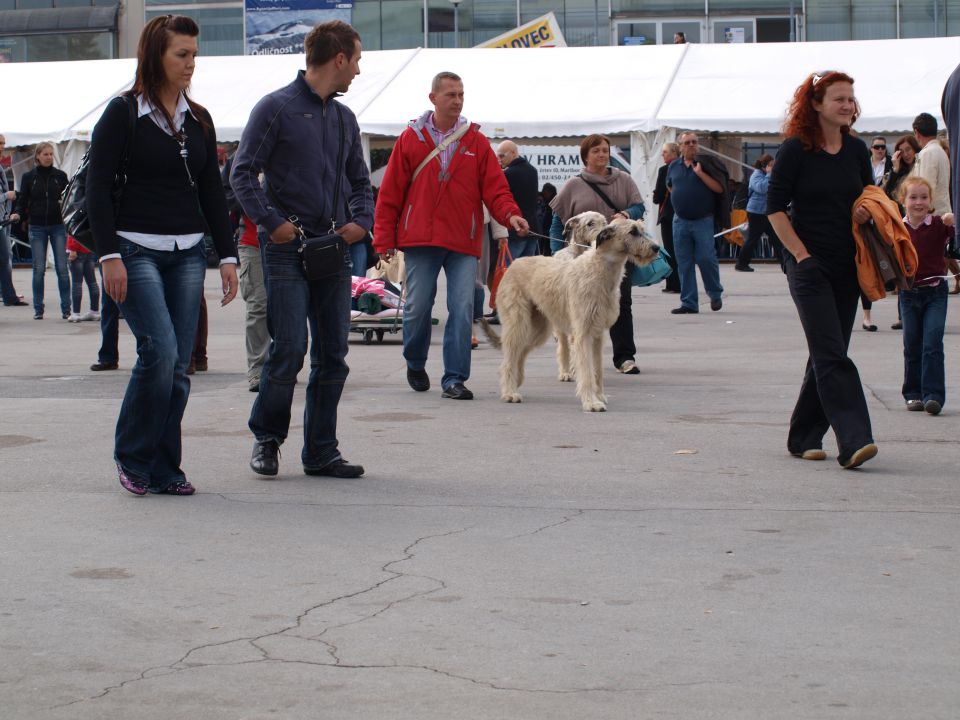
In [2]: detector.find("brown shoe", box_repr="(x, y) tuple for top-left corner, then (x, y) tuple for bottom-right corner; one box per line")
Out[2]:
(193, 358), (208, 372)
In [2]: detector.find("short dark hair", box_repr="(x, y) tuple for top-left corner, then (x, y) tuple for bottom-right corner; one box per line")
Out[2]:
(431, 71), (462, 93)
(304, 20), (360, 68)
(755, 153), (774, 169)
(912, 112), (938, 138)
(580, 134), (610, 165)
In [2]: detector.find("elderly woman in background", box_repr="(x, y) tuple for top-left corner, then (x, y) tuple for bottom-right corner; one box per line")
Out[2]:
(549, 134), (645, 375)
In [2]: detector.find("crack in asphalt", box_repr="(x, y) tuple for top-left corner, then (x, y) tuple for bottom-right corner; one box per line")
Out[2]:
(507, 509), (587, 539)
(52, 526), (470, 709)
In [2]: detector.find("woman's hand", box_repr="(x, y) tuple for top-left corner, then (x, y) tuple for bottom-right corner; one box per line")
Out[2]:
(219, 263), (239, 306)
(101, 258), (127, 303)
(853, 206), (871, 224)
(891, 150), (902, 173)
(67, 251), (77, 262)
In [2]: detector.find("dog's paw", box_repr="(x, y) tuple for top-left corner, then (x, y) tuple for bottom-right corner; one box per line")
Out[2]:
(557, 372), (573, 382)
(502, 393), (523, 403)
(582, 400), (607, 412)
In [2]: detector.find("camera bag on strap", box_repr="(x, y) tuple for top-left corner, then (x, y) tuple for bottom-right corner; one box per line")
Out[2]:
(60, 94), (136, 252)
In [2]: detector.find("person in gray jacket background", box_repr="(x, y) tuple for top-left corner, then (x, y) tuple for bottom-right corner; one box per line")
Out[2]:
(231, 20), (374, 480)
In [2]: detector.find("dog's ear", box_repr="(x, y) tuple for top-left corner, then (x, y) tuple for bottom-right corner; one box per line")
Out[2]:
(595, 226), (614, 247)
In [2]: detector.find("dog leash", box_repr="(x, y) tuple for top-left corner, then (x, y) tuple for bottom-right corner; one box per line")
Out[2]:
(714, 221), (749, 239)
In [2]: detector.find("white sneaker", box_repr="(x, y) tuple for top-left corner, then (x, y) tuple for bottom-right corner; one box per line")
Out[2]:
(68, 312), (82, 323)
(82, 310), (100, 321)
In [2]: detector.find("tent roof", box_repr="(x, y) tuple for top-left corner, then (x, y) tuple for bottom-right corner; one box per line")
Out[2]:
(0, 37), (954, 145)
(657, 37), (960, 134)
(356, 45), (686, 137)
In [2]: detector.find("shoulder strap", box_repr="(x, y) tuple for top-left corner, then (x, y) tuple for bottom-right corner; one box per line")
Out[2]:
(579, 175), (620, 213)
(410, 122), (470, 185)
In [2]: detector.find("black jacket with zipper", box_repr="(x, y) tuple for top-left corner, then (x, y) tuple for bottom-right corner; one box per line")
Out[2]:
(16, 165), (68, 227)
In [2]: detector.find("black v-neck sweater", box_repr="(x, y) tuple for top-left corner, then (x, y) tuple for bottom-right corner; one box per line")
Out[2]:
(86, 95), (234, 259)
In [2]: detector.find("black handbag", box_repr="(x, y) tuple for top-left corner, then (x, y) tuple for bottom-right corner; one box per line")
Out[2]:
(294, 104), (346, 282)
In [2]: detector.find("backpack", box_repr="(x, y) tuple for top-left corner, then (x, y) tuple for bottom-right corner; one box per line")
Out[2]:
(60, 94), (136, 252)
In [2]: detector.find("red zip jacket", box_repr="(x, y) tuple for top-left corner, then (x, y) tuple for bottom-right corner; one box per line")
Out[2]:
(66, 235), (91, 254)
(373, 112), (520, 257)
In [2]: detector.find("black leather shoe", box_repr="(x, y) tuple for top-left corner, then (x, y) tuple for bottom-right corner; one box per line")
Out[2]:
(4, 299), (28, 306)
(250, 440), (280, 476)
(734, 265), (754, 272)
(407, 367), (430, 392)
(710, 298), (723, 311)
(671, 306), (698, 314)
(487, 314), (500, 325)
(304, 459), (365, 478)
(441, 383), (474, 400)
(90, 361), (119, 371)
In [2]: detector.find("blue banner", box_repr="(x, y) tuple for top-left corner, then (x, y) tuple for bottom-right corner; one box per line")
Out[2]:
(245, 0), (353, 56)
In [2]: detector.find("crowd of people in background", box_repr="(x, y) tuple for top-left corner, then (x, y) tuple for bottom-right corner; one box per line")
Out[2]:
(1, 18), (958, 482)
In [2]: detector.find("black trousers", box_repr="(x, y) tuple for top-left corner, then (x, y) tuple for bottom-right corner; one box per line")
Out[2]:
(739, 212), (780, 268)
(659, 216), (681, 292)
(609, 262), (636, 368)
(785, 256), (874, 463)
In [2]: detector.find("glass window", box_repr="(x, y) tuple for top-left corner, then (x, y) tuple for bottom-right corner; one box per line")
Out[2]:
(147, 7), (243, 55)
(756, 17), (792, 42)
(806, 0), (850, 41)
(852, 0), (896, 39)
(353, 0), (382, 50)
(17, 0), (54, 8)
(0, 0), (15, 9)
(519, 0), (554, 24)
(612, 0), (703, 12)
(379, 0), (424, 49)
(563, 0), (606, 46)
(950, 0), (960, 35)
(55, 0), (94, 6)
(713, 20), (753, 43)
(662, 20), (700, 44)
(0, 36), (26, 62)
(901, 0), (948, 37)
(22, 31), (112, 60)
(616, 21), (656, 45)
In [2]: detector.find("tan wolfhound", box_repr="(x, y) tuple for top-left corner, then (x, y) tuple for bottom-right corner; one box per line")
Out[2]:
(481, 218), (659, 412)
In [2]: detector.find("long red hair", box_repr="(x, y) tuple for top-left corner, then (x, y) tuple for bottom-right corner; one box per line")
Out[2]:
(782, 71), (860, 151)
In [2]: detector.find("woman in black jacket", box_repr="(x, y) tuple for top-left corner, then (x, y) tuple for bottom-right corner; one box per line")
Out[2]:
(88, 15), (238, 496)
(15, 142), (69, 319)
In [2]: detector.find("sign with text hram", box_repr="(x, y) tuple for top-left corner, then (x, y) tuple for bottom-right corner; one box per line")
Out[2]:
(245, 0), (352, 56)
(476, 13), (566, 49)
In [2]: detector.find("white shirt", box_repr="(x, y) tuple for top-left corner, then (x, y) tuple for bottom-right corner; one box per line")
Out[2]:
(102, 93), (237, 266)
(912, 140), (952, 215)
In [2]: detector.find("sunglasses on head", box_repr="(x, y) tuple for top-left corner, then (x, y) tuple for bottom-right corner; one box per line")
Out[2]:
(812, 70), (838, 87)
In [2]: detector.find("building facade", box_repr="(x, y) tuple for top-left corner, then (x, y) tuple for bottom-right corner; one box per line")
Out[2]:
(0, 0), (956, 62)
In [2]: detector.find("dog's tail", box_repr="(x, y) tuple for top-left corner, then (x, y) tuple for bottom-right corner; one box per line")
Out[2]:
(478, 318), (502, 350)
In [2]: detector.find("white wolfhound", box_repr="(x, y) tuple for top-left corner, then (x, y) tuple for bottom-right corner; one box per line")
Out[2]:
(481, 218), (659, 412)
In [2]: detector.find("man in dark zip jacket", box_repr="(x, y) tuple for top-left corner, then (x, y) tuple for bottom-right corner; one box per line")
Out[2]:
(15, 142), (70, 319)
(231, 20), (373, 480)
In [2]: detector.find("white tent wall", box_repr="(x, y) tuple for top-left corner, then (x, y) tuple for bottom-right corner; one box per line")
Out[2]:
(1, 38), (955, 192)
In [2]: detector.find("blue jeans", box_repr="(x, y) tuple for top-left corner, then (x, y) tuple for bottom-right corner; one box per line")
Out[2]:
(672, 215), (723, 310)
(69, 253), (99, 313)
(348, 240), (368, 278)
(114, 240), (206, 490)
(403, 246), (478, 389)
(97, 265), (120, 364)
(900, 283), (948, 406)
(249, 239), (352, 468)
(507, 236), (539, 262)
(29, 224), (69, 316)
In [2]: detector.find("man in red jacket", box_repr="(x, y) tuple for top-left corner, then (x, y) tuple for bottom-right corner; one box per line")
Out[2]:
(374, 71), (529, 400)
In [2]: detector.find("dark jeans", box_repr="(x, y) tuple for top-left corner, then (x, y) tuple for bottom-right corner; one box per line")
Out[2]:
(97, 265), (120, 364)
(609, 262), (637, 368)
(659, 214), (680, 292)
(900, 283), (948, 406)
(29, 224), (69, 316)
(248, 239), (352, 468)
(0, 225), (21, 305)
(114, 240), (206, 490)
(785, 255), (873, 463)
(191, 295), (208, 364)
(69, 253), (100, 313)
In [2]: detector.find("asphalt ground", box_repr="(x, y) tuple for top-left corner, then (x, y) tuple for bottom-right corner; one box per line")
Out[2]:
(1, 263), (958, 719)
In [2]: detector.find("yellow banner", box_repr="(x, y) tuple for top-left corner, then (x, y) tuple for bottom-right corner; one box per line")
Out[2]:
(476, 12), (567, 49)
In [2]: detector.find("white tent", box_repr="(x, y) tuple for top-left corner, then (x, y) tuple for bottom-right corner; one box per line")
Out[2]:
(1, 37), (956, 198)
